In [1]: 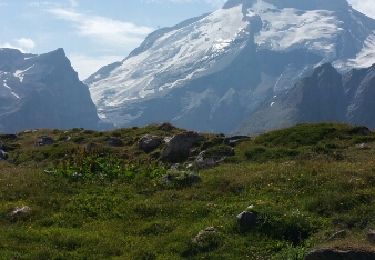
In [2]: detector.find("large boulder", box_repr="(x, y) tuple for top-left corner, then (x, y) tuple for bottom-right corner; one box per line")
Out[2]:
(138, 134), (162, 153)
(305, 248), (375, 260)
(161, 131), (204, 162)
(195, 145), (234, 169)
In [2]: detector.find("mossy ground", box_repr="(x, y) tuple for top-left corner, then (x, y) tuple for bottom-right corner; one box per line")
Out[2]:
(1, 123), (375, 259)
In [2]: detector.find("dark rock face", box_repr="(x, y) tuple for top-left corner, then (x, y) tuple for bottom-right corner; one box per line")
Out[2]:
(238, 63), (375, 135)
(305, 248), (375, 260)
(138, 134), (162, 153)
(161, 131), (203, 163)
(0, 48), (102, 133)
(346, 66), (375, 129)
(236, 211), (257, 232)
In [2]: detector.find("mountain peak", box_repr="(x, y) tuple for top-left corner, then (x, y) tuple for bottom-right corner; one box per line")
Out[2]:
(223, 0), (349, 11)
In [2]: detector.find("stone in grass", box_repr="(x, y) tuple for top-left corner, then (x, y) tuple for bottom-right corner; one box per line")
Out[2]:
(327, 230), (347, 241)
(138, 134), (162, 153)
(35, 136), (54, 147)
(9, 206), (32, 221)
(192, 227), (221, 252)
(367, 230), (375, 244)
(160, 170), (201, 188)
(106, 137), (123, 147)
(236, 211), (257, 232)
(0, 149), (8, 160)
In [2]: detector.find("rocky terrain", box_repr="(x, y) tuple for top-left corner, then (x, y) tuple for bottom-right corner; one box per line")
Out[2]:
(1, 123), (375, 259)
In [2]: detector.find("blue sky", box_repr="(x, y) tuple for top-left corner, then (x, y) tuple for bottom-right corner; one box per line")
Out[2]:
(0, 0), (374, 79)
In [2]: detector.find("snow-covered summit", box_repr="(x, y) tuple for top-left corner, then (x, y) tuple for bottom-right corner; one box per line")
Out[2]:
(87, 0), (375, 133)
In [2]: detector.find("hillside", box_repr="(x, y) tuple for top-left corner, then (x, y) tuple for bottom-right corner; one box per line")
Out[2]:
(1, 123), (375, 259)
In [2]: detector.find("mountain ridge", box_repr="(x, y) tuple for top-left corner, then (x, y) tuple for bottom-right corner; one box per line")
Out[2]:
(86, 0), (375, 134)
(0, 48), (105, 133)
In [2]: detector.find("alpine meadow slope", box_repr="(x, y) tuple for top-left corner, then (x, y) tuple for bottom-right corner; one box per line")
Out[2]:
(86, 0), (375, 134)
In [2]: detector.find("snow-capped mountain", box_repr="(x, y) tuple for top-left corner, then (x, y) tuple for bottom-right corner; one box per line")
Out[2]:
(0, 48), (103, 133)
(87, 0), (375, 133)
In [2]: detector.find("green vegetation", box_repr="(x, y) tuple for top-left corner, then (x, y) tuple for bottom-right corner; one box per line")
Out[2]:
(1, 123), (375, 259)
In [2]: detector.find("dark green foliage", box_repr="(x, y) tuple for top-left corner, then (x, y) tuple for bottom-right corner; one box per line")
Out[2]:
(245, 146), (299, 162)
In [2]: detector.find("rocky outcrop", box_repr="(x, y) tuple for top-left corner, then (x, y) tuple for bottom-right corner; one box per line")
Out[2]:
(238, 63), (375, 135)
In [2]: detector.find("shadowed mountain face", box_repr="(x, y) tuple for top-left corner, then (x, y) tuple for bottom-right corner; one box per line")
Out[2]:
(86, 0), (375, 134)
(238, 63), (375, 134)
(0, 48), (102, 133)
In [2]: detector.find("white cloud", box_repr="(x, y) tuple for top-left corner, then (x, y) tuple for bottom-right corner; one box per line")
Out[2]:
(0, 38), (36, 52)
(68, 54), (123, 80)
(47, 8), (153, 48)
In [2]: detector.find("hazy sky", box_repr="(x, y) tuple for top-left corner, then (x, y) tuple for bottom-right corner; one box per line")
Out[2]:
(0, 0), (374, 79)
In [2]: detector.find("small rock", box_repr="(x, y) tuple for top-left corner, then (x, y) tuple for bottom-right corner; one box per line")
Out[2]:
(224, 136), (251, 147)
(305, 248), (375, 260)
(356, 143), (369, 149)
(161, 131), (204, 163)
(36, 136), (53, 147)
(9, 206), (32, 221)
(0, 149), (8, 160)
(138, 134), (162, 153)
(367, 230), (375, 244)
(237, 211), (257, 232)
(84, 142), (99, 153)
(192, 227), (218, 245)
(160, 170), (201, 188)
(158, 122), (175, 132)
(328, 230), (347, 241)
(194, 146), (234, 169)
(106, 137), (123, 147)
